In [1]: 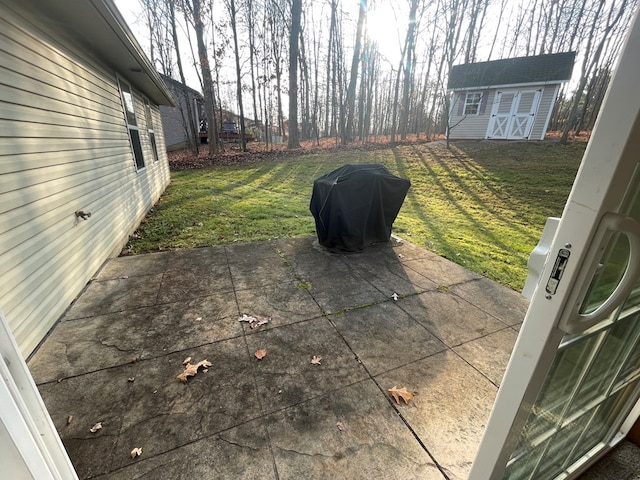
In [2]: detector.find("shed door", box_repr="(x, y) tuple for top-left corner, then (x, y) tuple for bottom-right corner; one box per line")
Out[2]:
(487, 91), (516, 139)
(470, 10), (640, 478)
(487, 90), (541, 140)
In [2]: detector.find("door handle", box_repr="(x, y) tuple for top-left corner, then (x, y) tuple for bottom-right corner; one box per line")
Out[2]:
(559, 212), (640, 334)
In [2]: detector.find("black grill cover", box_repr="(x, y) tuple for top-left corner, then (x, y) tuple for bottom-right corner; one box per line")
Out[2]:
(310, 164), (410, 252)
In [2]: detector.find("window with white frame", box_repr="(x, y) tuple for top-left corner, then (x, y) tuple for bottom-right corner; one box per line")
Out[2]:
(464, 92), (483, 115)
(118, 78), (145, 170)
(144, 98), (159, 162)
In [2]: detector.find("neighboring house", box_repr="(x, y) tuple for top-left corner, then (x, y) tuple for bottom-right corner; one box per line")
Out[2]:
(0, 0), (175, 356)
(159, 74), (203, 150)
(447, 52), (576, 140)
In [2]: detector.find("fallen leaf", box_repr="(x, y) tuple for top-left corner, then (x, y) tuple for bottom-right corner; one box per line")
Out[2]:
(254, 349), (267, 360)
(311, 355), (322, 365)
(182, 356), (192, 365)
(127, 377), (135, 382)
(67, 415), (73, 425)
(239, 313), (256, 323)
(176, 359), (213, 383)
(240, 314), (271, 329)
(391, 293), (399, 301)
(89, 422), (103, 433)
(130, 447), (143, 459)
(388, 386), (415, 405)
(336, 421), (346, 431)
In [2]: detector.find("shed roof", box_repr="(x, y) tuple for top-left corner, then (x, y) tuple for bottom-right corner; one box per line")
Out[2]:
(448, 52), (576, 90)
(10, 0), (174, 106)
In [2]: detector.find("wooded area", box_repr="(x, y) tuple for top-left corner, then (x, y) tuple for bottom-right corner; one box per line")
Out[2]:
(137, 0), (637, 152)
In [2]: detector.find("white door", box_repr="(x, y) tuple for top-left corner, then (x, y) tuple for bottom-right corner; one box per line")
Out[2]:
(509, 90), (542, 139)
(487, 90), (541, 140)
(487, 91), (516, 139)
(470, 11), (640, 479)
(0, 309), (78, 479)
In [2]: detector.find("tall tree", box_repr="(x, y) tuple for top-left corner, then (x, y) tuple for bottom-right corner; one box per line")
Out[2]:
(288, 0), (302, 148)
(226, 0), (248, 151)
(343, 0), (367, 145)
(185, 0), (221, 154)
(561, 0), (629, 144)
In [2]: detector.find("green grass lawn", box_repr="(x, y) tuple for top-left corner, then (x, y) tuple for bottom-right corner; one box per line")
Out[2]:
(127, 140), (586, 291)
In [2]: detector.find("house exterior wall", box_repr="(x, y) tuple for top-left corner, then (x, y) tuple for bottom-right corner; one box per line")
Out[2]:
(160, 104), (189, 149)
(0, 4), (170, 356)
(448, 85), (559, 140)
(159, 80), (200, 149)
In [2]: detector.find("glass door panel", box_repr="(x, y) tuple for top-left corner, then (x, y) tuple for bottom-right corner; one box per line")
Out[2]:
(469, 13), (640, 478)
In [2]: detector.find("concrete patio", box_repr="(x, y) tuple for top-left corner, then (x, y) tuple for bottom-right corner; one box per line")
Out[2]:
(28, 236), (531, 479)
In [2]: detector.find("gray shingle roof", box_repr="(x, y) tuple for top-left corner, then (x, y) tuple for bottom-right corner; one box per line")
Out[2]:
(448, 52), (576, 90)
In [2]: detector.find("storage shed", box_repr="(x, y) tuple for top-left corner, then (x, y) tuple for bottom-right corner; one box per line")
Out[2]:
(447, 52), (576, 140)
(0, 0), (175, 356)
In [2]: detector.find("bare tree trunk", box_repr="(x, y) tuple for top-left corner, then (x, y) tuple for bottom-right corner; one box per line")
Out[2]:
(186, 0), (220, 154)
(288, 0), (302, 148)
(487, 0), (507, 60)
(168, 0), (199, 155)
(227, 0), (248, 151)
(561, 0), (628, 144)
(343, 0), (366, 145)
(399, 0), (419, 140)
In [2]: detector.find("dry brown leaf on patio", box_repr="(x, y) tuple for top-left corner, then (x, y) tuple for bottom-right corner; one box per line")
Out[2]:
(254, 349), (267, 360)
(130, 447), (143, 459)
(176, 359), (213, 383)
(89, 422), (103, 433)
(239, 313), (256, 323)
(182, 356), (192, 365)
(254, 315), (270, 327)
(239, 313), (271, 329)
(388, 386), (415, 405)
(311, 355), (322, 365)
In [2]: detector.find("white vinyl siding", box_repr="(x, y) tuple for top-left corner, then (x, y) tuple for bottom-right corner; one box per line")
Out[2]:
(449, 85), (561, 140)
(0, 4), (170, 356)
(449, 90), (495, 139)
(530, 86), (558, 140)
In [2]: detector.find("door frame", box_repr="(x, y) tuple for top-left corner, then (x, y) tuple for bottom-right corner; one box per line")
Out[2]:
(0, 309), (78, 479)
(470, 8), (640, 478)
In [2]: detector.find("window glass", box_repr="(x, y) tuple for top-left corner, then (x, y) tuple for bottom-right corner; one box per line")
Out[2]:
(118, 78), (145, 170)
(144, 98), (159, 162)
(464, 92), (482, 115)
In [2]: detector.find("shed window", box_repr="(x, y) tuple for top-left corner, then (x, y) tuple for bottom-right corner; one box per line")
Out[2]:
(464, 92), (483, 115)
(118, 79), (145, 170)
(144, 98), (159, 162)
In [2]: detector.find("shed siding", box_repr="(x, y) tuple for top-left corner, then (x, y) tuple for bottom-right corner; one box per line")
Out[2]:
(449, 85), (559, 140)
(0, 5), (170, 356)
(448, 90), (494, 139)
(531, 85), (558, 140)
